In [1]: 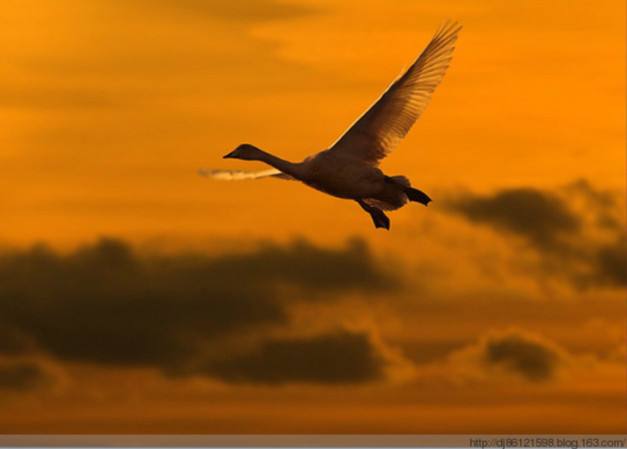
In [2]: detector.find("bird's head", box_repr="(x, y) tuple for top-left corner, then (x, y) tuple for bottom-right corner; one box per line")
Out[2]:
(223, 144), (264, 161)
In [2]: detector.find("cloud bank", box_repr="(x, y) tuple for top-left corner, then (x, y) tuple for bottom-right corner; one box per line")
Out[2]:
(192, 331), (385, 384)
(483, 331), (561, 381)
(446, 187), (581, 250)
(0, 237), (395, 385)
(444, 181), (626, 287)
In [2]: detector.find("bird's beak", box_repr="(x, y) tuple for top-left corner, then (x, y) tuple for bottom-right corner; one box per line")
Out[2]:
(223, 151), (236, 159)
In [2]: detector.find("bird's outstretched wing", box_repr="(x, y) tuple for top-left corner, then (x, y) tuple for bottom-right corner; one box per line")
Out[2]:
(328, 21), (461, 165)
(198, 168), (294, 181)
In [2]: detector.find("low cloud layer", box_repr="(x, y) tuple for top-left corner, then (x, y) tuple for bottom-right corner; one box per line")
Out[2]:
(430, 329), (567, 384)
(444, 181), (626, 287)
(193, 331), (385, 385)
(0, 237), (395, 385)
(1, 181), (620, 392)
(596, 236), (627, 287)
(446, 187), (581, 250)
(483, 331), (561, 381)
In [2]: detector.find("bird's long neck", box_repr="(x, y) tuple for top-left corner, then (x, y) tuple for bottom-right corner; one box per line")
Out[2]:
(255, 150), (303, 178)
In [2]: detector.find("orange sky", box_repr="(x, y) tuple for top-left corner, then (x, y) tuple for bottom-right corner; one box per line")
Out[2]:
(1, 0), (624, 246)
(0, 0), (625, 434)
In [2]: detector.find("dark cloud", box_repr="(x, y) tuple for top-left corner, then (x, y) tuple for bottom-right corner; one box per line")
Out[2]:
(596, 236), (627, 287)
(192, 331), (386, 384)
(446, 187), (581, 250)
(483, 332), (560, 381)
(0, 237), (395, 383)
(0, 360), (52, 391)
(445, 182), (627, 288)
(0, 327), (34, 355)
(199, 237), (394, 293)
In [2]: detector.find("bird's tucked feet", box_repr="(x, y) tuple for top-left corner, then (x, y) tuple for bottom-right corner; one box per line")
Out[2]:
(357, 200), (390, 230)
(405, 187), (432, 206)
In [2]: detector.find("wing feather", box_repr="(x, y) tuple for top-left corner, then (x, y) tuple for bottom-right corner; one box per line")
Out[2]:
(328, 21), (462, 164)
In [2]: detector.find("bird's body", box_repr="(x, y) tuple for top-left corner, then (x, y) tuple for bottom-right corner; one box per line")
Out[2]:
(302, 152), (412, 211)
(201, 22), (462, 230)
(302, 152), (385, 200)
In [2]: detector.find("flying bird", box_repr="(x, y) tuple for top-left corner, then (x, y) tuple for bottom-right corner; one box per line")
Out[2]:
(201, 22), (461, 230)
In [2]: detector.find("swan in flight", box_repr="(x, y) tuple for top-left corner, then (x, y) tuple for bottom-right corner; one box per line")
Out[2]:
(201, 22), (461, 230)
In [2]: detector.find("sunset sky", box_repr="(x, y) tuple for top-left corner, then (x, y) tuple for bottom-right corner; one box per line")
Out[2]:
(0, 0), (625, 433)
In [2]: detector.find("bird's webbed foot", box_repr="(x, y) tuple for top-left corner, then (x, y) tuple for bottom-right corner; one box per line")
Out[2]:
(357, 200), (390, 230)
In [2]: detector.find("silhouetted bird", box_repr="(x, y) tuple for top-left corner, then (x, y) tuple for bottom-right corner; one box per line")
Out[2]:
(201, 22), (462, 230)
